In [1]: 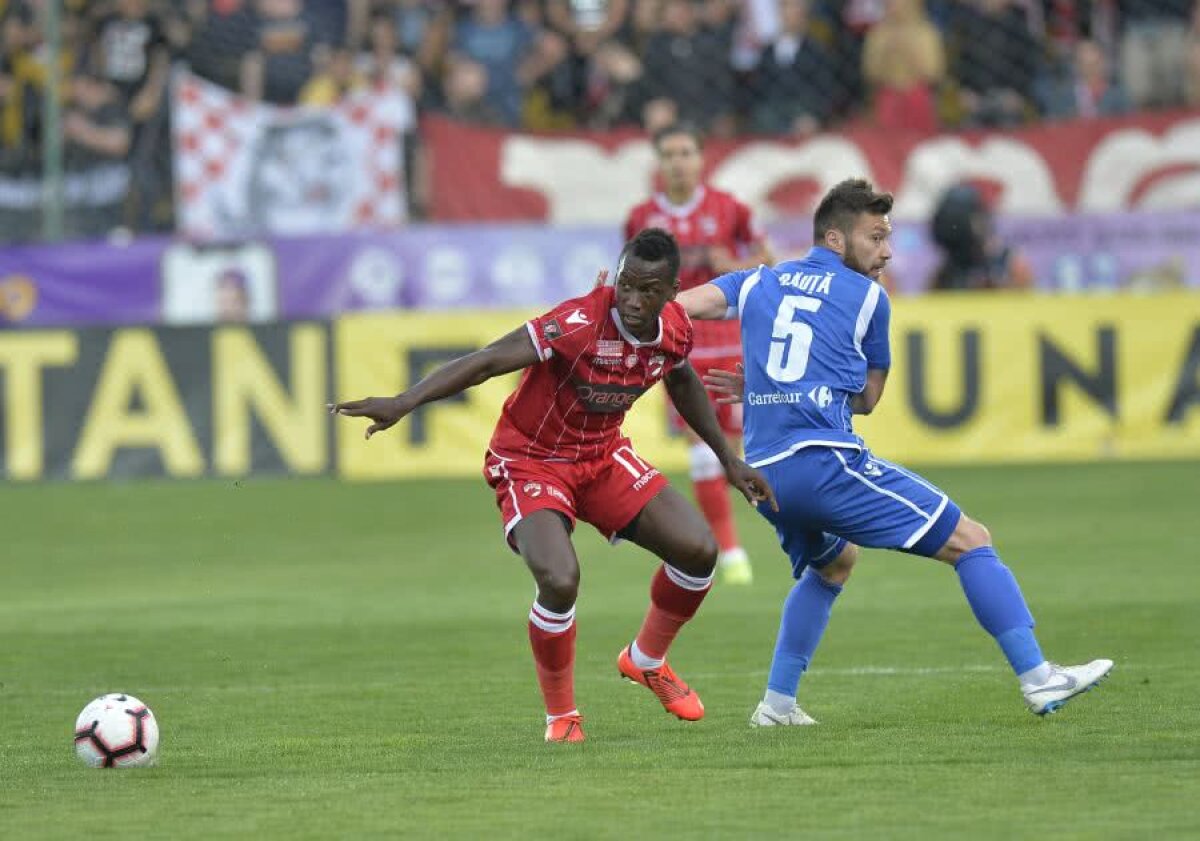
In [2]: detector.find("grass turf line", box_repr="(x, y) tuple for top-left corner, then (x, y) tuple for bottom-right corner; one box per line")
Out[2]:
(1, 462), (1197, 839)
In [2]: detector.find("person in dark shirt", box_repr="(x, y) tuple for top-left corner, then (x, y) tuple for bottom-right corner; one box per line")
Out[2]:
(750, 0), (835, 136)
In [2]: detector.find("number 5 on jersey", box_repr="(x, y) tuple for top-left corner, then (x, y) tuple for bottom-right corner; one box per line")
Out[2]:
(766, 295), (822, 382)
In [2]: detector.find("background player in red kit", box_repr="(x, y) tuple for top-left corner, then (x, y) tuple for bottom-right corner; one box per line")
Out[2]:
(331, 229), (775, 744)
(625, 124), (773, 585)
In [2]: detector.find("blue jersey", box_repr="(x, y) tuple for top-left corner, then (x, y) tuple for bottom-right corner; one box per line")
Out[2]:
(711, 247), (891, 467)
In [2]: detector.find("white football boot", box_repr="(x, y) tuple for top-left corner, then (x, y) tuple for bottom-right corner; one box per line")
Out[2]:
(749, 701), (818, 727)
(1022, 659), (1114, 716)
(718, 547), (753, 585)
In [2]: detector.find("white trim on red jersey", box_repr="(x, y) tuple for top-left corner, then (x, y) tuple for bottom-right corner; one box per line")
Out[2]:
(652, 185), (707, 218)
(610, 308), (663, 347)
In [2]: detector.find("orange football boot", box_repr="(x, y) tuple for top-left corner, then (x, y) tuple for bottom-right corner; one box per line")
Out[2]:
(544, 713), (585, 743)
(617, 646), (705, 721)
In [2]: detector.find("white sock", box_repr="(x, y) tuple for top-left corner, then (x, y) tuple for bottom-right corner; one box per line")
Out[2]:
(1018, 661), (1054, 687)
(546, 708), (579, 724)
(629, 640), (664, 670)
(764, 689), (795, 716)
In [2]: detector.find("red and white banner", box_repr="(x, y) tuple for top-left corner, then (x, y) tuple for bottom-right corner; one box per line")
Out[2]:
(173, 72), (410, 238)
(423, 111), (1200, 224)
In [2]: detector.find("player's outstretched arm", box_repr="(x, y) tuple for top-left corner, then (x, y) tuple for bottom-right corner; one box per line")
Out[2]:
(329, 326), (540, 439)
(664, 363), (777, 511)
(676, 284), (731, 321)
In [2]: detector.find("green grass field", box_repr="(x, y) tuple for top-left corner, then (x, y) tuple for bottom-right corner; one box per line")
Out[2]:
(2, 462), (1198, 839)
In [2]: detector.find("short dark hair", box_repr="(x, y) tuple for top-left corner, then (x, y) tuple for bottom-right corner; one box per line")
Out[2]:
(813, 178), (894, 243)
(623, 227), (681, 281)
(652, 122), (703, 152)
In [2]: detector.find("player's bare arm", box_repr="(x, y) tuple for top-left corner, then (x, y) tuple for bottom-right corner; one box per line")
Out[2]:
(676, 284), (731, 321)
(849, 369), (889, 415)
(329, 326), (539, 439)
(663, 363), (777, 511)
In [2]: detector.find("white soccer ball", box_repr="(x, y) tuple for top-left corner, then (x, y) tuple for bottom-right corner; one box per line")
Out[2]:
(74, 693), (159, 768)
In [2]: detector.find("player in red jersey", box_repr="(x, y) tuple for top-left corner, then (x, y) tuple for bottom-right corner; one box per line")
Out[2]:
(625, 123), (773, 585)
(331, 229), (775, 744)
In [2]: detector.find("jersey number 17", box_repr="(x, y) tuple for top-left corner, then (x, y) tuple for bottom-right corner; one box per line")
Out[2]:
(766, 296), (822, 382)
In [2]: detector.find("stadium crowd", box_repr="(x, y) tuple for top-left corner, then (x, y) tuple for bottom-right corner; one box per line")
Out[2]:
(1, 0), (1198, 236)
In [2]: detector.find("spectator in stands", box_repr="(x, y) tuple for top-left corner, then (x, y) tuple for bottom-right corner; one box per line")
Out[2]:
(630, 0), (666, 52)
(641, 0), (736, 134)
(299, 46), (364, 104)
(586, 39), (649, 128)
(91, 0), (173, 230)
(930, 183), (1034, 291)
(240, 0), (323, 105)
(383, 0), (451, 88)
(439, 57), (507, 124)
(542, 0), (631, 123)
(187, 0), (260, 92)
(751, 0), (834, 136)
(62, 69), (132, 239)
(357, 11), (421, 98)
(449, 0), (567, 128)
(862, 0), (945, 134)
(1118, 0), (1193, 109)
(91, 0), (170, 114)
(0, 1), (43, 171)
(951, 0), (1041, 127)
(1039, 38), (1129, 118)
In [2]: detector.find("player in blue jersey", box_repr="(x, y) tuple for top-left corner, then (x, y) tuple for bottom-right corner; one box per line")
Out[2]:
(678, 179), (1112, 723)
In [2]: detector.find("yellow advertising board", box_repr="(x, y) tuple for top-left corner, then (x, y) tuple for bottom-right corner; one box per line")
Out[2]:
(334, 292), (1200, 479)
(1, 293), (1195, 481)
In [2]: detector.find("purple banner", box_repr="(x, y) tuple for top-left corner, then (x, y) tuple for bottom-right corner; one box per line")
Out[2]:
(3, 211), (1199, 328)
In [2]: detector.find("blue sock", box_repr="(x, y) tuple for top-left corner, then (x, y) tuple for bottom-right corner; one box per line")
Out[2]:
(955, 546), (1045, 675)
(766, 569), (842, 697)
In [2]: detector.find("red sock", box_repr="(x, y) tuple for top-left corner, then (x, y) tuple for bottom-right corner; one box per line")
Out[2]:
(528, 603), (577, 717)
(634, 565), (713, 661)
(694, 476), (739, 553)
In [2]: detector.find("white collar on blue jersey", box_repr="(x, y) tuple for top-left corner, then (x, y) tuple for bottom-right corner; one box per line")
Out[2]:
(610, 308), (663, 347)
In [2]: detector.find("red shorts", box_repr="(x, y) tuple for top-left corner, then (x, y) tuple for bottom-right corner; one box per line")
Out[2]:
(483, 439), (669, 550)
(668, 354), (743, 437)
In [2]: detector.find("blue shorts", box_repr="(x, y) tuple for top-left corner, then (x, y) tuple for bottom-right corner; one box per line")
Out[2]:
(755, 446), (961, 578)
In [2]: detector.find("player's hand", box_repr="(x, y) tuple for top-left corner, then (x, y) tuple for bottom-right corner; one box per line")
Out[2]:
(703, 363), (744, 404)
(328, 396), (410, 439)
(593, 268), (609, 289)
(726, 459), (778, 512)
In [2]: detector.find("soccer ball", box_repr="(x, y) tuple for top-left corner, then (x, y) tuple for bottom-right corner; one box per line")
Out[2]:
(73, 693), (159, 768)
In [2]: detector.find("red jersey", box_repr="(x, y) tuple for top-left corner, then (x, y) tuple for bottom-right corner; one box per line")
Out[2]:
(489, 285), (693, 462)
(624, 185), (764, 358)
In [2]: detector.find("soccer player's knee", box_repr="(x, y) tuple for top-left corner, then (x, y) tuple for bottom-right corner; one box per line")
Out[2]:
(962, 518), (992, 550)
(536, 568), (579, 607)
(819, 544), (857, 586)
(677, 531), (719, 576)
